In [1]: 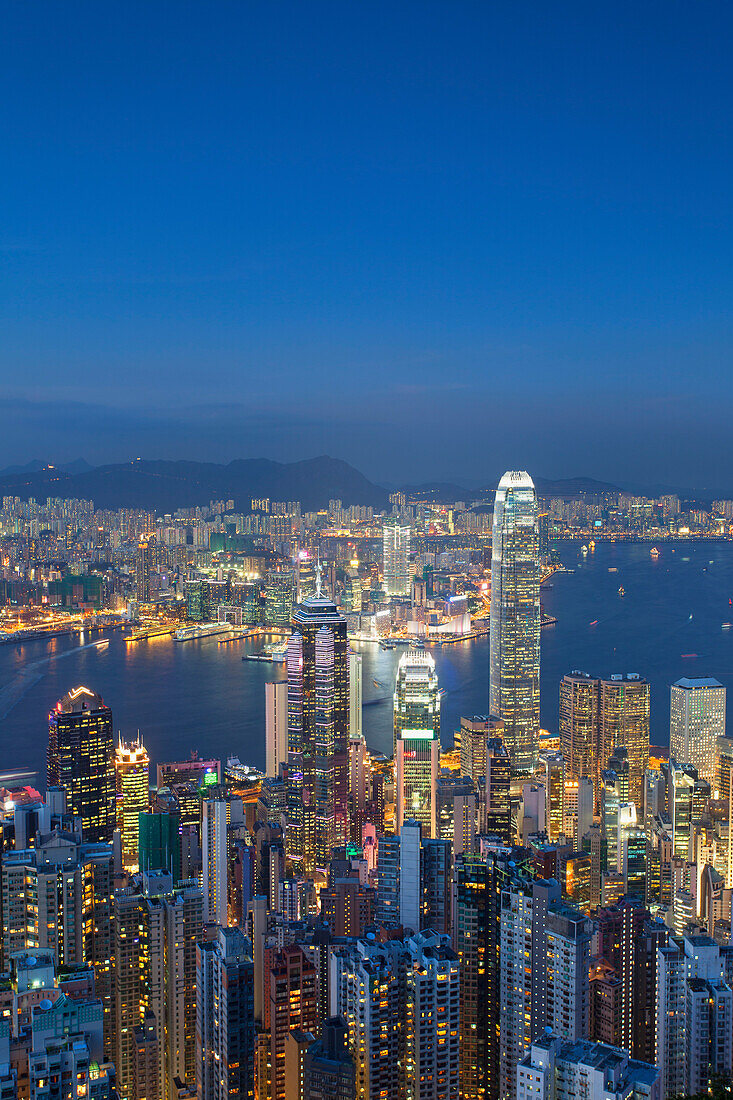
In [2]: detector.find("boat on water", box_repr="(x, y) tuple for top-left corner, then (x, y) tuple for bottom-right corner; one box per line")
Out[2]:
(380, 641), (396, 650)
(618, 586), (625, 597)
(681, 653), (698, 658)
(722, 623), (732, 631)
(589, 620), (598, 626)
(94, 639), (109, 650)
(581, 545), (589, 555)
(225, 756), (265, 783)
(608, 567), (618, 573)
(373, 679), (380, 688)
(650, 547), (659, 559)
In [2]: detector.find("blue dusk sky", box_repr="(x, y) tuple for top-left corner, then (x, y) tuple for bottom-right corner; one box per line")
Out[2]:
(1, 2), (732, 489)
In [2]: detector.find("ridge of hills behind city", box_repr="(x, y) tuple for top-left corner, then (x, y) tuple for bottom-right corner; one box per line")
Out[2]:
(0, 456), (629, 511)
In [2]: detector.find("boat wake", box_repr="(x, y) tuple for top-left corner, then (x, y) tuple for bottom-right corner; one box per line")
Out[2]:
(0, 640), (103, 723)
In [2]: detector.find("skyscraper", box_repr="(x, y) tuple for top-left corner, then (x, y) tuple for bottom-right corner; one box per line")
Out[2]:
(489, 471), (540, 773)
(600, 674), (650, 808)
(382, 520), (411, 597)
(265, 680), (289, 778)
(286, 595), (349, 874)
(348, 649), (362, 740)
(135, 536), (154, 603)
(394, 649), (440, 837)
(48, 686), (116, 844)
(559, 672), (600, 789)
(264, 569), (294, 626)
(485, 737), (511, 842)
(114, 734), (149, 873)
(670, 677), (725, 789)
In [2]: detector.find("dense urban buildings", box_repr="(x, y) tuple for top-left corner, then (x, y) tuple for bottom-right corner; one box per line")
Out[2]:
(2, 476), (731, 1100)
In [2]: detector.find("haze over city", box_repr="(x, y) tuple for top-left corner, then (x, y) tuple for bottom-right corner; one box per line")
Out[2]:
(2, 3), (733, 487)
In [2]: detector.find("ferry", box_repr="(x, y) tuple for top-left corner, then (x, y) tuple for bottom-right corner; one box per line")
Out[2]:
(174, 623), (232, 643)
(608, 567), (618, 573)
(650, 547), (659, 559)
(581, 545), (588, 555)
(225, 756), (265, 784)
(93, 639), (109, 651)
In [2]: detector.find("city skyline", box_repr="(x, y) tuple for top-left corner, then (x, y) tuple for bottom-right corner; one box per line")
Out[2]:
(1, 7), (732, 1098)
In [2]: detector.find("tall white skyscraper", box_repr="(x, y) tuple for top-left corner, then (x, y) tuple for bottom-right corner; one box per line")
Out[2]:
(265, 680), (288, 777)
(394, 648), (441, 837)
(670, 677), (725, 789)
(383, 520), (411, 596)
(489, 470), (540, 773)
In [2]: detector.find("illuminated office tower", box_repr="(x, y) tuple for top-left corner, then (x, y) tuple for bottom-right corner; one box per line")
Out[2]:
(559, 672), (600, 789)
(114, 735), (149, 873)
(485, 737), (511, 842)
(48, 685), (116, 844)
(264, 569), (294, 626)
(265, 681), (288, 777)
(669, 761), (710, 862)
(348, 732), (370, 844)
(349, 649), (362, 740)
(135, 536), (154, 602)
(382, 520), (411, 596)
(296, 552), (318, 602)
(460, 716), (500, 785)
(670, 678), (725, 789)
(543, 752), (565, 842)
(489, 471), (540, 773)
(287, 596), (349, 873)
(196, 926), (255, 1100)
(599, 674), (650, 808)
(344, 567), (362, 613)
(394, 649), (440, 837)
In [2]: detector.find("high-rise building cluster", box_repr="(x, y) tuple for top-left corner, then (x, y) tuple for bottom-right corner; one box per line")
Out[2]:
(2, 468), (733, 1100)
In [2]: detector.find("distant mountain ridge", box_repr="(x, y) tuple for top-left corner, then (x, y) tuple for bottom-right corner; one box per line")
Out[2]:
(402, 475), (622, 503)
(0, 457), (388, 512)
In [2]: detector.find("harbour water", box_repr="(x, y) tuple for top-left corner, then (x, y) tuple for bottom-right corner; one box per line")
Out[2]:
(1, 540), (732, 782)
